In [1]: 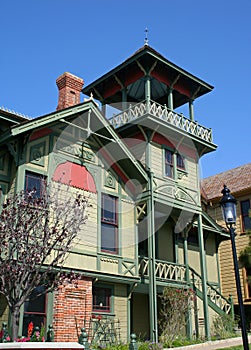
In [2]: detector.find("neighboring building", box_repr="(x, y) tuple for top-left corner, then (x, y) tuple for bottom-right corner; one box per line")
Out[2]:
(201, 163), (251, 325)
(0, 45), (231, 342)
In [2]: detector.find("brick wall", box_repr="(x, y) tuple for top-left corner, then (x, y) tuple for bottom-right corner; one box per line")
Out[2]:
(53, 278), (92, 342)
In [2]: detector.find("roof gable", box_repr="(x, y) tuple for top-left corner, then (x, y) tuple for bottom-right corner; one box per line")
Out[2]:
(201, 163), (251, 200)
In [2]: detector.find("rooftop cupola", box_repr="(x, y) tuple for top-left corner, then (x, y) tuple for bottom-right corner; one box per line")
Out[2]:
(82, 45), (213, 120)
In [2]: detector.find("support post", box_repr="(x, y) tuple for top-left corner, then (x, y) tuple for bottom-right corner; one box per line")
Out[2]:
(189, 99), (195, 121)
(183, 233), (192, 339)
(147, 170), (158, 342)
(145, 74), (151, 113)
(197, 213), (210, 339)
(168, 87), (173, 111)
(122, 88), (127, 111)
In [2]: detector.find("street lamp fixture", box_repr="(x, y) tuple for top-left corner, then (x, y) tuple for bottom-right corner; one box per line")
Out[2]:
(220, 185), (249, 349)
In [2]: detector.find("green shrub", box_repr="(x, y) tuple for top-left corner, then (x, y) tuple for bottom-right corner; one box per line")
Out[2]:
(158, 286), (195, 347)
(138, 341), (163, 350)
(211, 314), (237, 339)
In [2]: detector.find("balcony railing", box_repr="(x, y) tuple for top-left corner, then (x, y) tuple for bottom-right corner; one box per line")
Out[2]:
(109, 100), (213, 143)
(139, 258), (232, 314)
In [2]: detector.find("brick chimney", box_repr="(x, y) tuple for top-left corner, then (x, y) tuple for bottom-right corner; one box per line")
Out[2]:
(56, 72), (84, 110)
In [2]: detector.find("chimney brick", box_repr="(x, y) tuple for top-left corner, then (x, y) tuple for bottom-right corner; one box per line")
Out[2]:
(56, 72), (84, 110)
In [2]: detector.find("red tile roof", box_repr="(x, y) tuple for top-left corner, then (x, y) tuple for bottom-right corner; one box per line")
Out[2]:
(201, 163), (251, 200)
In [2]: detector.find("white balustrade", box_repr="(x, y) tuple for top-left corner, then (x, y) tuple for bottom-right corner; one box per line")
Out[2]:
(109, 101), (213, 143)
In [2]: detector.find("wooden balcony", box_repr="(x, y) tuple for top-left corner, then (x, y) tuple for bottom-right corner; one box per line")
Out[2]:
(109, 100), (213, 144)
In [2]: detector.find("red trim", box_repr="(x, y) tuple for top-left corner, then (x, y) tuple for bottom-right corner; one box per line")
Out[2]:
(151, 70), (171, 86)
(52, 161), (96, 193)
(173, 80), (191, 98)
(151, 68), (191, 97)
(152, 133), (174, 148)
(29, 128), (52, 141)
(152, 133), (198, 159)
(103, 80), (121, 99)
(124, 69), (144, 87)
(99, 148), (137, 195)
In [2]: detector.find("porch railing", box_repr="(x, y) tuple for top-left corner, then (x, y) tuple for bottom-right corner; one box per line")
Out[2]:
(139, 258), (232, 314)
(190, 268), (232, 314)
(139, 258), (187, 283)
(109, 100), (213, 143)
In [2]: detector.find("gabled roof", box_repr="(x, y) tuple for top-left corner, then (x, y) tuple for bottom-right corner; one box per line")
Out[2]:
(0, 100), (148, 187)
(201, 163), (251, 201)
(83, 45), (213, 108)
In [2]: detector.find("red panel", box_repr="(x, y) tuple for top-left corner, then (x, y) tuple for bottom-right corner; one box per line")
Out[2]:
(52, 161), (96, 193)
(152, 67), (191, 97)
(29, 127), (52, 141)
(151, 70), (171, 86)
(103, 80), (121, 99)
(152, 133), (174, 148)
(124, 70), (144, 87)
(173, 81), (190, 98)
(152, 133), (197, 159)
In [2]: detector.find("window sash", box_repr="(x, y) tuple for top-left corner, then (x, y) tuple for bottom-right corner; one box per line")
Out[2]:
(25, 172), (46, 198)
(101, 194), (117, 224)
(22, 286), (47, 336)
(165, 150), (173, 178)
(177, 154), (185, 170)
(101, 194), (118, 254)
(93, 287), (111, 312)
(101, 223), (118, 253)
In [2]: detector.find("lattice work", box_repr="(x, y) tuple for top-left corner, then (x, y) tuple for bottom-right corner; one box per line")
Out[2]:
(88, 316), (121, 346)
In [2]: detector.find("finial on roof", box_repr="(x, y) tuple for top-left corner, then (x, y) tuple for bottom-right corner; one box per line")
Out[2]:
(144, 27), (149, 46)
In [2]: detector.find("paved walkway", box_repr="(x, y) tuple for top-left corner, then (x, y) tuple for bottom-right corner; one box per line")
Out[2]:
(165, 335), (251, 349)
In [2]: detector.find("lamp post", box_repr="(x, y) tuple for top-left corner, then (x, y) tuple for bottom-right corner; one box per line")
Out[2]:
(220, 185), (249, 349)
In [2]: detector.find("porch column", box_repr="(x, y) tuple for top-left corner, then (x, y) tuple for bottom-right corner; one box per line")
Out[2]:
(147, 170), (158, 342)
(168, 87), (173, 111)
(183, 233), (192, 339)
(197, 213), (210, 339)
(189, 99), (195, 121)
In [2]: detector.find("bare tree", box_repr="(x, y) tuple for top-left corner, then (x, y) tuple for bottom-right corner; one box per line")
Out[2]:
(0, 182), (88, 340)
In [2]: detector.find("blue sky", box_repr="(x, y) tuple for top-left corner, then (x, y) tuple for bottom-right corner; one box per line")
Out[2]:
(1, 0), (250, 178)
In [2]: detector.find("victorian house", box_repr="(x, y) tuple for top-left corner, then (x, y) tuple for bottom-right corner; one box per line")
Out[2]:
(0, 45), (231, 342)
(201, 163), (251, 326)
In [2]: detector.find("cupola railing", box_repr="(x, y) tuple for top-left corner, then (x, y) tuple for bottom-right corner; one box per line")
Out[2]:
(108, 100), (213, 143)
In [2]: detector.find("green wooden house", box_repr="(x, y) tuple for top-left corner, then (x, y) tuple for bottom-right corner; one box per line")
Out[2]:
(0, 45), (231, 342)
